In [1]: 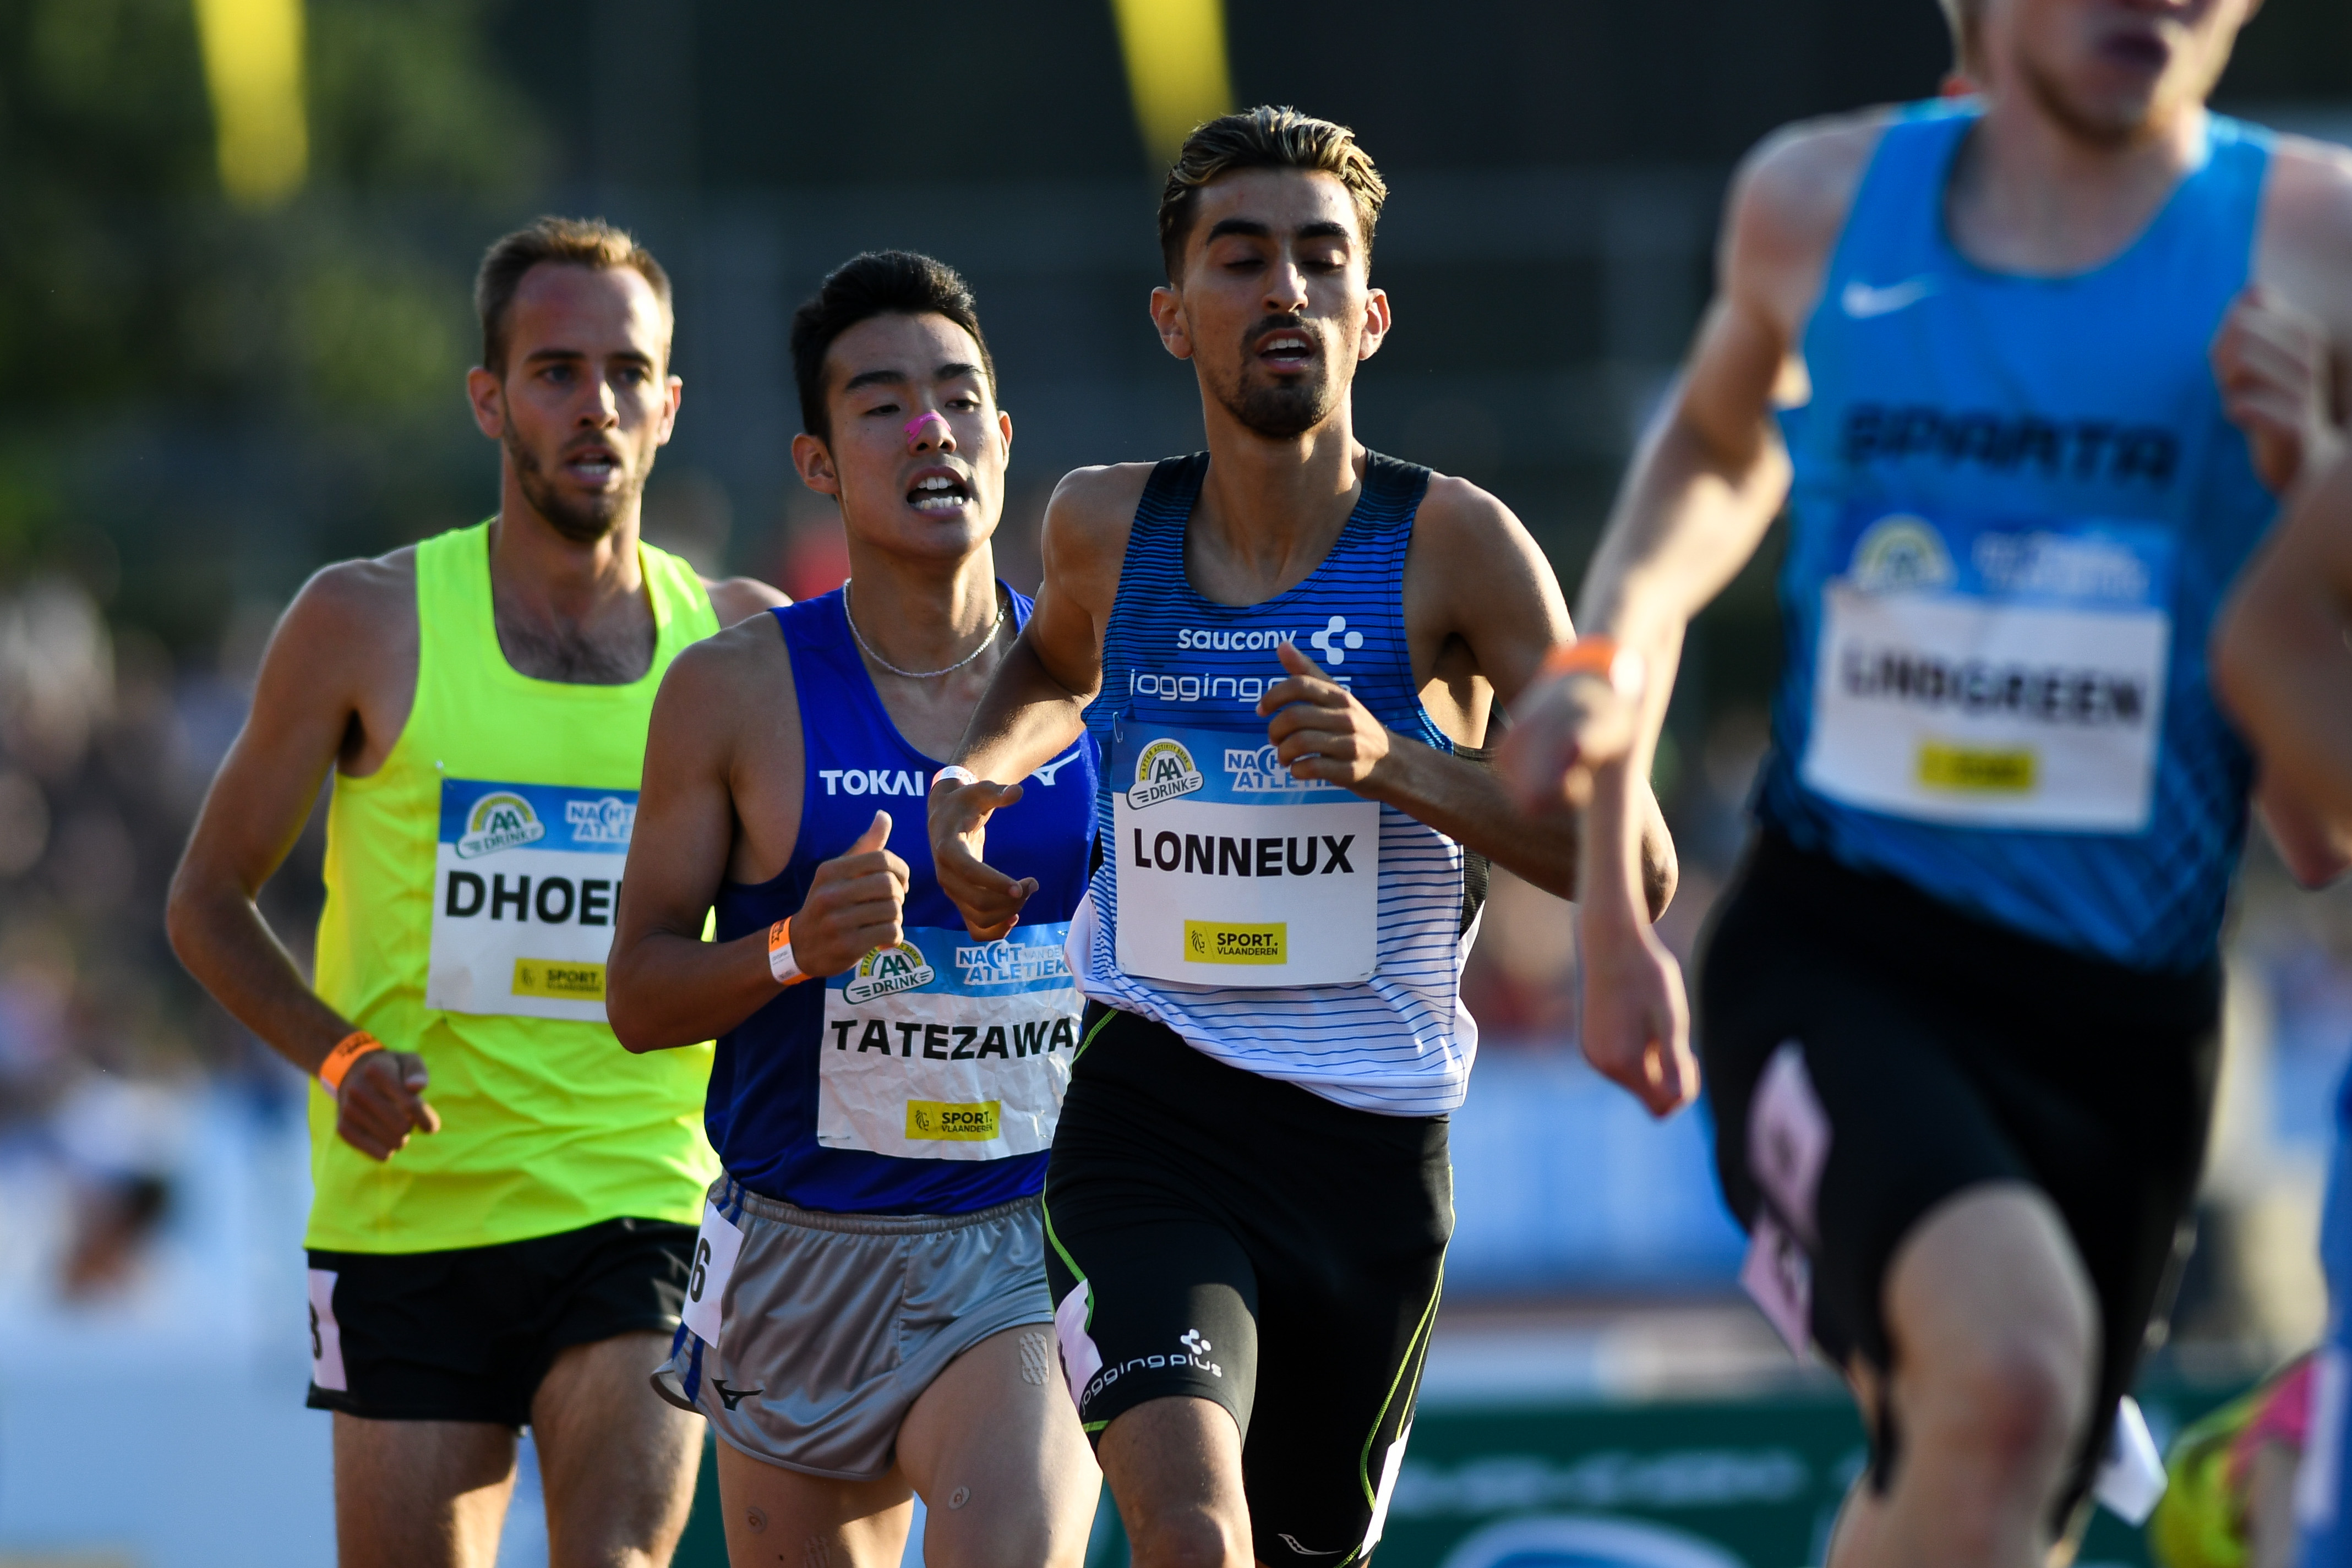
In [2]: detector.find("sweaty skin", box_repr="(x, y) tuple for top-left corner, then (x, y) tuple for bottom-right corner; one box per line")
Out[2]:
(602, 307), (1100, 1568)
(1496, 3), (2352, 1566)
(167, 260), (783, 1163)
(929, 166), (1677, 957)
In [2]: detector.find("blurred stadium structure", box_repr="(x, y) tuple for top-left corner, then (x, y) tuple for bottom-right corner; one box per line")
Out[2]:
(0, 1), (2349, 1564)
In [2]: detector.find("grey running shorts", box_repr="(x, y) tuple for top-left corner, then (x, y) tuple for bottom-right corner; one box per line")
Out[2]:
(651, 1176), (1055, 1480)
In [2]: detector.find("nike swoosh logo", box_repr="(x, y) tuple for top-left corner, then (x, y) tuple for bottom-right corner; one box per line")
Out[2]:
(1840, 276), (1938, 319)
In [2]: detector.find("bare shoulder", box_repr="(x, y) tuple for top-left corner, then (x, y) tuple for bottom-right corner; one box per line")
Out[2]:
(2257, 134), (2352, 330)
(1723, 110), (1897, 327)
(277, 545), (417, 660)
(660, 608), (788, 705)
(1040, 461), (1156, 602)
(1408, 472), (1568, 623)
(1412, 472), (1540, 559)
(701, 574), (790, 627)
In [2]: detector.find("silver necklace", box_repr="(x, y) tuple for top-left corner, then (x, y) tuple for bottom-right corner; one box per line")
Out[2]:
(842, 580), (1006, 679)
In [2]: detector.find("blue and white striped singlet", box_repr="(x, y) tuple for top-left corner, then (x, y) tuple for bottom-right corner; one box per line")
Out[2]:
(1072, 452), (1481, 1117)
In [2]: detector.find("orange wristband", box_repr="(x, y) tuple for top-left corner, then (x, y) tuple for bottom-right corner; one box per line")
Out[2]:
(1540, 636), (1646, 699)
(768, 919), (809, 987)
(318, 1030), (384, 1092)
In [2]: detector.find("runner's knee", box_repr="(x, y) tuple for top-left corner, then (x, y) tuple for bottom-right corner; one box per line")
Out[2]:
(1122, 1501), (1246, 1568)
(1907, 1319), (2090, 1476)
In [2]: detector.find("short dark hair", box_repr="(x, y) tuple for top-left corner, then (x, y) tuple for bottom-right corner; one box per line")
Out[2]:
(1157, 106), (1388, 282)
(474, 216), (673, 376)
(790, 251), (999, 443)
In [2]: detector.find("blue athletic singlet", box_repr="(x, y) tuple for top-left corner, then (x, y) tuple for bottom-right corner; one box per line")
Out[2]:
(1756, 101), (2277, 971)
(705, 589), (1098, 1214)
(1073, 453), (1479, 1117)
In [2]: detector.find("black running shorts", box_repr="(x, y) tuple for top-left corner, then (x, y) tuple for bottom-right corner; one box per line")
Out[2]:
(305, 1216), (696, 1425)
(1044, 1006), (1450, 1567)
(1698, 832), (2219, 1507)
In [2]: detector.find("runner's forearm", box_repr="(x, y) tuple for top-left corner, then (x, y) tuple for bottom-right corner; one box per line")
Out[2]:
(605, 925), (779, 1053)
(1364, 735), (1673, 917)
(1578, 407), (1791, 664)
(951, 636), (1092, 784)
(165, 875), (358, 1075)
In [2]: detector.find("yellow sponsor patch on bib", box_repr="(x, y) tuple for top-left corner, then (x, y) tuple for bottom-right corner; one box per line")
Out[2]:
(511, 959), (606, 1001)
(905, 1100), (1001, 1140)
(1916, 742), (2037, 794)
(1183, 921), (1287, 965)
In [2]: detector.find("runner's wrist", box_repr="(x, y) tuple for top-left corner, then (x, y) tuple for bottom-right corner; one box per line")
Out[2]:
(767, 919), (811, 988)
(318, 1029), (383, 1094)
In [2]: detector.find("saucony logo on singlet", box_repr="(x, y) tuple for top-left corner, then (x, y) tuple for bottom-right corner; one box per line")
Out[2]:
(1840, 275), (1938, 318)
(1309, 615), (1365, 666)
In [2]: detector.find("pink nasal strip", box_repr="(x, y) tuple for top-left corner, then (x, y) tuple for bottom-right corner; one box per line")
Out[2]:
(904, 411), (951, 449)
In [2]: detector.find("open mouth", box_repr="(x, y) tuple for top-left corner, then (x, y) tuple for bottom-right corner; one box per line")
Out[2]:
(1257, 330), (1316, 370)
(908, 471), (973, 515)
(563, 445), (623, 484)
(2096, 28), (2169, 72)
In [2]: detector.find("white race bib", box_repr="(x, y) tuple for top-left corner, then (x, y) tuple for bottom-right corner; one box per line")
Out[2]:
(1111, 718), (1379, 987)
(424, 779), (637, 1021)
(1800, 511), (2173, 832)
(681, 1200), (743, 1348)
(816, 924), (1080, 1160)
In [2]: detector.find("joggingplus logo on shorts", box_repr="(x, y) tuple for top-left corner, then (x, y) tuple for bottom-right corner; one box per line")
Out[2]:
(1080, 1327), (1223, 1406)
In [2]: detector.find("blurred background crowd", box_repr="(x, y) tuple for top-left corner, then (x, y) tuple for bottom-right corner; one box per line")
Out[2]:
(2, 1), (2350, 1562)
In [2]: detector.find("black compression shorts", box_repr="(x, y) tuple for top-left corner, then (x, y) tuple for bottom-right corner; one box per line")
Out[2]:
(306, 1216), (695, 1426)
(1698, 832), (2219, 1511)
(1044, 1005), (1450, 1568)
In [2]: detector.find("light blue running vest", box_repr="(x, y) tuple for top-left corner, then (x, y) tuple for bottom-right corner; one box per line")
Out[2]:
(1074, 454), (1480, 1117)
(1756, 101), (2277, 971)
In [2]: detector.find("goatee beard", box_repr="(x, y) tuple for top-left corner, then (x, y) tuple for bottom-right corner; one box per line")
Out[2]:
(1216, 369), (1340, 439)
(505, 429), (639, 544)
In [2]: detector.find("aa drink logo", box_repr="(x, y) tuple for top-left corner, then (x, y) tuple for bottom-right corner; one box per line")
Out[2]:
(1127, 738), (1204, 808)
(455, 793), (545, 858)
(564, 796), (635, 845)
(842, 939), (938, 1004)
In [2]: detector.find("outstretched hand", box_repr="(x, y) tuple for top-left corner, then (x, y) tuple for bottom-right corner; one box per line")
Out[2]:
(789, 811), (913, 977)
(1578, 907), (1699, 1117)
(1497, 669), (1640, 813)
(929, 777), (1036, 941)
(336, 1049), (439, 1161)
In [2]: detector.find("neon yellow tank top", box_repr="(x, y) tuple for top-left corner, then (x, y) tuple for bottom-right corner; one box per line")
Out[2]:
(307, 521), (722, 1252)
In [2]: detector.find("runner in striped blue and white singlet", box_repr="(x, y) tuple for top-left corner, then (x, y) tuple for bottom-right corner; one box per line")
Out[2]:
(929, 108), (1675, 1568)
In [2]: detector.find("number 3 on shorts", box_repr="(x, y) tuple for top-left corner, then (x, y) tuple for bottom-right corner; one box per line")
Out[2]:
(681, 1201), (744, 1348)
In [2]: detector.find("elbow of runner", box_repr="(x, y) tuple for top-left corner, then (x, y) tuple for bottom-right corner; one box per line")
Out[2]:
(1643, 828), (1679, 923)
(602, 953), (665, 1055)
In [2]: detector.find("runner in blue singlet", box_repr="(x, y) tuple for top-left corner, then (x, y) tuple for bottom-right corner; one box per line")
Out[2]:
(1502, 2), (2352, 1564)
(927, 108), (1676, 1568)
(606, 252), (1102, 1568)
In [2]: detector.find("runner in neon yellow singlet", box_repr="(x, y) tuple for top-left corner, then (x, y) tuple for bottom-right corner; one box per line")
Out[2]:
(169, 218), (785, 1568)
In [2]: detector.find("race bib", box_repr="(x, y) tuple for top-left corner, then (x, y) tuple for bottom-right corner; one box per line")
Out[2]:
(424, 779), (635, 1021)
(1111, 717), (1379, 987)
(681, 1200), (743, 1348)
(816, 923), (1080, 1160)
(1800, 509), (2173, 832)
